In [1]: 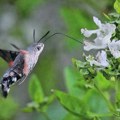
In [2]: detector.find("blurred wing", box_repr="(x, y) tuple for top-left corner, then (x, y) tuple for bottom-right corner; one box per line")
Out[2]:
(0, 49), (19, 65)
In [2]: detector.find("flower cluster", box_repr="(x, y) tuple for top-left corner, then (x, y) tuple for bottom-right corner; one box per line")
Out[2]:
(81, 16), (117, 68)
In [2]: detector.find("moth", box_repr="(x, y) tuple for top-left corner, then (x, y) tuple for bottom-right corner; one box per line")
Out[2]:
(0, 30), (50, 97)
(0, 30), (82, 98)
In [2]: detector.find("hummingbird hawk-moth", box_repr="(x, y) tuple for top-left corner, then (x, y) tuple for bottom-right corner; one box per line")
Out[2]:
(0, 30), (82, 98)
(0, 30), (50, 97)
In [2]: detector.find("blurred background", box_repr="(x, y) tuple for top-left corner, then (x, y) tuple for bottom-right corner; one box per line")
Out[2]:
(0, 0), (115, 120)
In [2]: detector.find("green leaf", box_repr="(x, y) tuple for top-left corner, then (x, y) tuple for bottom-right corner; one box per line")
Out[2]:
(0, 97), (18, 120)
(23, 101), (39, 113)
(54, 90), (87, 118)
(86, 91), (109, 113)
(103, 13), (111, 20)
(63, 113), (80, 120)
(114, 0), (120, 14)
(29, 74), (44, 103)
(72, 58), (86, 68)
(64, 67), (84, 96)
(23, 106), (33, 113)
(94, 72), (112, 89)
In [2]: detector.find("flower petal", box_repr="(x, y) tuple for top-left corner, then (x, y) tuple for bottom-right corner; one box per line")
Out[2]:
(84, 39), (107, 51)
(108, 40), (120, 58)
(96, 51), (109, 67)
(81, 28), (98, 37)
(81, 16), (116, 51)
(85, 50), (109, 67)
(93, 16), (102, 28)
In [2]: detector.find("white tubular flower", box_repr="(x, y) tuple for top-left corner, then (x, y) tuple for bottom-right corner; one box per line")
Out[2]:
(81, 16), (116, 51)
(86, 50), (109, 67)
(108, 40), (120, 59)
(84, 39), (107, 51)
(81, 28), (99, 37)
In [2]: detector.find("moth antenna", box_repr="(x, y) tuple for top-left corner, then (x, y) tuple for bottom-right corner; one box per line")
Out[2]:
(37, 31), (50, 43)
(33, 29), (36, 42)
(10, 43), (20, 50)
(43, 33), (83, 44)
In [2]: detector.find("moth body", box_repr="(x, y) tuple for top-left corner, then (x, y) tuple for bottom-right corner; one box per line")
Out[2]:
(1, 42), (44, 97)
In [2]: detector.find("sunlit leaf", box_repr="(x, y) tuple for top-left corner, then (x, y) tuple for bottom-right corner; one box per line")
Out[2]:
(29, 74), (44, 103)
(94, 72), (112, 89)
(114, 0), (120, 14)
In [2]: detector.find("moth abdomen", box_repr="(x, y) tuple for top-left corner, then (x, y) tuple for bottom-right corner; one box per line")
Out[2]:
(1, 70), (23, 97)
(1, 78), (10, 98)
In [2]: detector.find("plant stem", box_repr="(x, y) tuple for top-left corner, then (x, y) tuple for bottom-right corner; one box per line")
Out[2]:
(41, 112), (51, 120)
(115, 78), (120, 117)
(94, 83), (115, 112)
(87, 111), (113, 118)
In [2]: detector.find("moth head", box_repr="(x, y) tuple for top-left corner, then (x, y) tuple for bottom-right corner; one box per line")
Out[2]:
(28, 42), (44, 58)
(27, 29), (49, 57)
(33, 42), (44, 54)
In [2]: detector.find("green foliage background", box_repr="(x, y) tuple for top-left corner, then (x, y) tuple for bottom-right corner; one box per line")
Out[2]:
(0, 0), (116, 120)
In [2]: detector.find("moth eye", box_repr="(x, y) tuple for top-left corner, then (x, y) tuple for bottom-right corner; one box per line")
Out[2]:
(37, 46), (40, 51)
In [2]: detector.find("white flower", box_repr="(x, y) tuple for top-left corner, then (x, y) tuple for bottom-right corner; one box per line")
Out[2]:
(81, 16), (116, 51)
(108, 40), (120, 59)
(84, 39), (107, 51)
(86, 50), (109, 67)
(81, 28), (98, 38)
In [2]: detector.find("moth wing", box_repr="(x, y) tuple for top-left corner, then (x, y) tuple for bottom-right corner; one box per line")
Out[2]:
(11, 53), (27, 85)
(0, 49), (19, 65)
